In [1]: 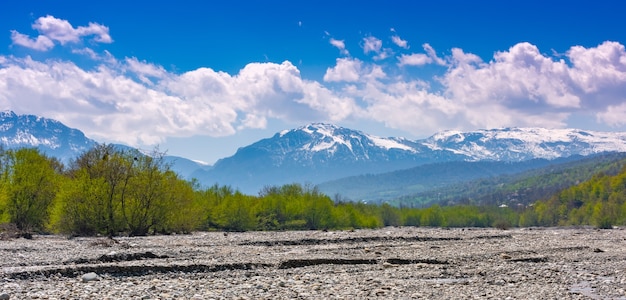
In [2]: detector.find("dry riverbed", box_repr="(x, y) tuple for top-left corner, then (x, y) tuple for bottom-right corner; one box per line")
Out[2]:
(1, 227), (626, 299)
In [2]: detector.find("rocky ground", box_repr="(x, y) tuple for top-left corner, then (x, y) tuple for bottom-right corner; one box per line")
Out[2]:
(1, 227), (626, 299)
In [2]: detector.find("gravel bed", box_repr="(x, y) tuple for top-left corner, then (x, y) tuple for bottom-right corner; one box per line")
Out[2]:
(1, 227), (626, 299)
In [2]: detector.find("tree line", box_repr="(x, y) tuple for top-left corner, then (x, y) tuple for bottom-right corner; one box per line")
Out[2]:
(1, 144), (625, 237)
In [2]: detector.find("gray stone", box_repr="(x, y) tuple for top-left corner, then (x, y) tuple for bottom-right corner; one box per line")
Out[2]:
(81, 272), (98, 282)
(0, 293), (9, 300)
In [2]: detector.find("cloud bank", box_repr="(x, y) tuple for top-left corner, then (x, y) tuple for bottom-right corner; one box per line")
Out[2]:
(2, 16), (626, 148)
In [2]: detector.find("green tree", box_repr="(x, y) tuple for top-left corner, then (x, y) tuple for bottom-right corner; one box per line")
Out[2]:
(0, 148), (60, 234)
(162, 173), (200, 233)
(214, 191), (255, 231)
(421, 205), (445, 227)
(123, 151), (170, 235)
(303, 190), (334, 230)
(56, 144), (135, 236)
(380, 203), (401, 227)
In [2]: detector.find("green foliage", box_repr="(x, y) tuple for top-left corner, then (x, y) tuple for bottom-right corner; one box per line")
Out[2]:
(0, 148), (60, 233)
(4, 143), (626, 235)
(51, 144), (200, 236)
(519, 160), (626, 228)
(420, 205), (445, 227)
(380, 203), (401, 227)
(398, 153), (626, 208)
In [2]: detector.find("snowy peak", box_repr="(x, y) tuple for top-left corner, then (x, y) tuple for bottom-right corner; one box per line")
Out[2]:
(422, 127), (626, 161)
(0, 111), (96, 162)
(280, 123), (416, 156)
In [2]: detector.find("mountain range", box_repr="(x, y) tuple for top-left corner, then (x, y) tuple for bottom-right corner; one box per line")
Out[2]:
(191, 123), (626, 194)
(3, 110), (626, 198)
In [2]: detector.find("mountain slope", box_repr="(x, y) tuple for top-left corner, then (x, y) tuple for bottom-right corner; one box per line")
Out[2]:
(404, 152), (626, 208)
(316, 157), (585, 202)
(0, 111), (207, 178)
(0, 110), (95, 162)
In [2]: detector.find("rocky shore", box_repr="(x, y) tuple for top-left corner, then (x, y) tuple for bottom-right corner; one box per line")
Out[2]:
(1, 227), (626, 299)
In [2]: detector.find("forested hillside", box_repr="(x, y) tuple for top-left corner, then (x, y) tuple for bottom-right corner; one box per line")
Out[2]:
(394, 153), (626, 208)
(317, 157), (583, 202)
(519, 161), (626, 228)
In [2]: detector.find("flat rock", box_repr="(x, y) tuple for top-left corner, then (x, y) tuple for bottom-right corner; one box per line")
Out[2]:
(81, 272), (98, 282)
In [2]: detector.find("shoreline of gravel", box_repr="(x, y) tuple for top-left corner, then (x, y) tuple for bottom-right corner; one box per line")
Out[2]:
(1, 227), (626, 299)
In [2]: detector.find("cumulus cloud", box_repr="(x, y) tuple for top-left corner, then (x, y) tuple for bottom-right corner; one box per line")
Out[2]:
(398, 53), (432, 66)
(323, 58), (362, 82)
(11, 15), (112, 51)
(363, 36), (382, 54)
(329, 38), (349, 56)
(391, 35), (408, 49)
(441, 41), (626, 129)
(10, 31), (54, 51)
(0, 55), (359, 146)
(323, 58), (389, 83)
(397, 44), (446, 66)
(423, 43), (446, 65)
(125, 57), (168, 85)
(362, 36), (394, 60)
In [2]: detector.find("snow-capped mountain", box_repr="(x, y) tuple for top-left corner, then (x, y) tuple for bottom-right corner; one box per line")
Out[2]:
(245, 123), (432, 165)
(0, 111), (208, 177)
(192, 124), (626, 193)
(423, 127), (626, 161)
(191, 123), (455, 193)
(0, 110), (96, 162)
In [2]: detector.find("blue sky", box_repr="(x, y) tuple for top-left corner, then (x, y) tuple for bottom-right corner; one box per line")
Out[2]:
(2, 1), (626, 164)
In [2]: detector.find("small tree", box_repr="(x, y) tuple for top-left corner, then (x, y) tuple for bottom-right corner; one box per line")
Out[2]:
(57, 144), (134, 236)
(1, 148), (59, 235)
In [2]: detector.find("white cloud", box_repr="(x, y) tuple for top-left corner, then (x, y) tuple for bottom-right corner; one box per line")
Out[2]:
(363, 36), (382, 54)
(11, 15), (112, 51)
(125, 57), (168, 85)
(373, 48), (393, 61)
(323, 58), (362, 82)
(329, 38), (349, 56)
(391, 35), (408, 49)
(398, 53), (432, 66)
(10, 31), (54, 51)
(0, 55), (359, 146)
(397, 44), (446, 67)
(72, 48), (99, 60)
(323, 58), (389, 83)
(567, 41), (626, 94)
(439, 41), (626, 129)
(423, 43), (446, 65)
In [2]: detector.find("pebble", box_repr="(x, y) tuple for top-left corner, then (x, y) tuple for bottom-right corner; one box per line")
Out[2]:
(81, 272), (98, 282)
